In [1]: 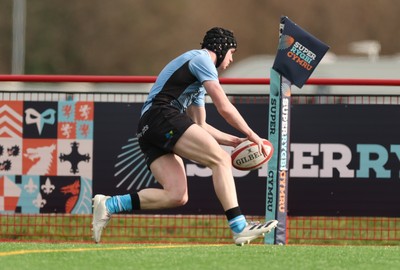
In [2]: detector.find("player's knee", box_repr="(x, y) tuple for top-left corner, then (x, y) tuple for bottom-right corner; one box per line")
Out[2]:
(214, 149), (231, 168)
(203, 148), (231, 170)
(171, 196), (188, 207)
(169, 191), (188, 207)
(176, 195), (188, 207)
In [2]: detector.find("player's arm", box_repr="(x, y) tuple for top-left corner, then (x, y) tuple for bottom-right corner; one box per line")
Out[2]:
(186, 104), (243, 147)
(202, 80), (268, 155)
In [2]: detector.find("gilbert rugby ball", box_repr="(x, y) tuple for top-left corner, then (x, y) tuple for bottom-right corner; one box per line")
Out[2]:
(231, 139), (274, 171)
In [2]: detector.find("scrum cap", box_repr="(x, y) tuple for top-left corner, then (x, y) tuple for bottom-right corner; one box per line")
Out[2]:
(201, 27), (237, 68)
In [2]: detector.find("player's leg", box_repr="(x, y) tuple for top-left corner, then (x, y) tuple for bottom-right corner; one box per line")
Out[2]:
(173, 124), (238, 211)
(92, 153), (187, 243)
(173, 124), (278, 245)
(137, 153), (188, 209)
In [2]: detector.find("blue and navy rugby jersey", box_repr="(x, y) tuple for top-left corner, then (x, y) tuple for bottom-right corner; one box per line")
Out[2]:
(141, 49), (218, 116)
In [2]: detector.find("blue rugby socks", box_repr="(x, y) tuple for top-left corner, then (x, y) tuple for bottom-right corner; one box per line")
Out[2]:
(226, 207), (246, 233)
(229, 215), (246, 233)
(105, 194), (133, 214)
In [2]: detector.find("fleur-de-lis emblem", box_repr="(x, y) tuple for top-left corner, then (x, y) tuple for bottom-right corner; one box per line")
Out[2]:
(33, 193), (46, 208)
(24, 177), (38, 193)
(41, 177), (55, 194)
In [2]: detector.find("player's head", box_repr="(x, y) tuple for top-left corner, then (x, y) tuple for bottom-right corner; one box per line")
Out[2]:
(201, 27), (237, 68)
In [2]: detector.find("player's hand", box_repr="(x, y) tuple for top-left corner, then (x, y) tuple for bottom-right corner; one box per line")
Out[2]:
(231, 137), (247, 148)
(247, 132), (268, 157)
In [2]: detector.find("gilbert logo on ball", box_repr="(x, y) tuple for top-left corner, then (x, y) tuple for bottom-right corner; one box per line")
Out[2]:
(231, 139), (274, 171)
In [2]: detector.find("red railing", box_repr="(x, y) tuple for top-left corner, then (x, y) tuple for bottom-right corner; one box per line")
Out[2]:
(1, 75), (400, 86)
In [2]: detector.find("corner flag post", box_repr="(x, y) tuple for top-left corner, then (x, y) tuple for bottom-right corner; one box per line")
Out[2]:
(264, 16), (329, 245)
(265, 69), (291, 245)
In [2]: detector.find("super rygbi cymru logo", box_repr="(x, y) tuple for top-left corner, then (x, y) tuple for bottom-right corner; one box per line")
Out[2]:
(278, 34), (316, 71)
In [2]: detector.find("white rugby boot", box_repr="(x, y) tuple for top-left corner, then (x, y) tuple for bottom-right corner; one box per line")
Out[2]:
(92, 194), (112, 243)
(233, 219), (278, 246)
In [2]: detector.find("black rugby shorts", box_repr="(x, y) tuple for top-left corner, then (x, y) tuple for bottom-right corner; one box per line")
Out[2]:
(137, 106), (194, 168)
